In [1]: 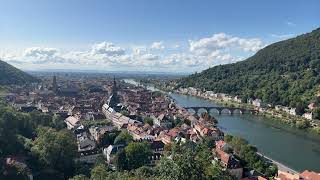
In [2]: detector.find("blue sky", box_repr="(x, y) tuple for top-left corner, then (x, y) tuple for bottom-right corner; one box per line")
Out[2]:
(0, 0), (319, 72)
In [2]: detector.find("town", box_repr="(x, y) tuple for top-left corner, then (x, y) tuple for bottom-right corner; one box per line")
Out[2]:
(2, 74), (320, 180)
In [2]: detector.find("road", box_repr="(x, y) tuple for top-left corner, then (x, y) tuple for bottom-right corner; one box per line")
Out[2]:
(257, 152), (299, 174)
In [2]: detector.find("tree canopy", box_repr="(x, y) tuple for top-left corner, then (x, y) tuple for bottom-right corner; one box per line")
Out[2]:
(178, 28), (320, 108)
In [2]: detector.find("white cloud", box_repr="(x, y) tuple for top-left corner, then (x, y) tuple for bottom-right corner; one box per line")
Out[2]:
(189, 33), (264, 56)
(151, 41), (165, 50)
(91, 42), (125, 57)
(24, 47), (58, 58)
(2, 33), (265, 72)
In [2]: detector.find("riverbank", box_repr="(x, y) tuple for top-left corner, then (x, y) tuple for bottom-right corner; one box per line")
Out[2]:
(127, 79), (320, 134)
(169, 88), (320, 135)
(124, 78), (320, 172)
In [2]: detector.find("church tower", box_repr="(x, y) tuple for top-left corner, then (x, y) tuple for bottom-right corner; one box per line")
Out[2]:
(108, 76), (120, 110)
(53, 75), (58, 92)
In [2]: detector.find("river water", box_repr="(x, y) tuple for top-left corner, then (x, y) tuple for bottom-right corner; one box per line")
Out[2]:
(123, 79), (320, 172)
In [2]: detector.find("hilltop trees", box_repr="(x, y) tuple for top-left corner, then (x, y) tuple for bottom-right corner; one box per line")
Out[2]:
(178, 28), (320, 108)
(114, 130), (133, 145)
(31, 127), (77, 178)
(125, 142), (152, 170)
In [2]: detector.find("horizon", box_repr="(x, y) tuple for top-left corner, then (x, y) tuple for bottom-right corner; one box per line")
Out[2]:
(0, 0), (319, 72)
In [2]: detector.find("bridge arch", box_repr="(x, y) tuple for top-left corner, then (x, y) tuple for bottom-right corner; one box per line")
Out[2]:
(197, 108), (208, 115)
(209, 108), (220, 115)
(221, 108), (232, 115)
(187, 108), (197, 115)
(232, 109), (243, 115)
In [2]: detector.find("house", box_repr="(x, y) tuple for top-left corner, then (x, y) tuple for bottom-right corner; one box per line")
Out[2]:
(89, 126), (115, 141)
(308, 103), (317, 110)
(300, 170), (320, 180)
(153, 114), (172, 129)
(302, 112), (313, 120)
(214, 148), (243, 180)
(234, 96), (242, 103)
(289, 108), (297, 116)
(150, 140), (165, 153)
(103, 144), (125, 166)
(77, 132), (96, 152)
(5, 156), (33, 180)
(65, 116), (81, 130)
(252, 99), (262, 107)
(275, 170), (300, 180)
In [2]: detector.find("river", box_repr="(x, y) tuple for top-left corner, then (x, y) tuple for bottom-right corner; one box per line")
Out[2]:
(123, 79), (320, 172)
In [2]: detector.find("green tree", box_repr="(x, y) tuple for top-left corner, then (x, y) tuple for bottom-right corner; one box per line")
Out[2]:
(156, 157), (179, 180)
(115, 149), (127, 171)
(125, 142), (152, 170)
(90, 164), (109, 180)
(69, 174), (89, 180)
(143, 117), (154, 126)
(97, 131), (119, 148)
(114, 130), (133, 145)
(31, 127), (77, 178)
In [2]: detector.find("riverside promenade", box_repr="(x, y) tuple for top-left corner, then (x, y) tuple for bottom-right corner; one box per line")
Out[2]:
(257, 152), (299, 174)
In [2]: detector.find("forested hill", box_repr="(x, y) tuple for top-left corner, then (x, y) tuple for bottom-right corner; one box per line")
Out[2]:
(178, 28), (320, 108)
(0, 59), (39, 85)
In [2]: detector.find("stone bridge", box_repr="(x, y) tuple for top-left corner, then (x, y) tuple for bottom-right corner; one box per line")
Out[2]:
(183, 106), (258, 115)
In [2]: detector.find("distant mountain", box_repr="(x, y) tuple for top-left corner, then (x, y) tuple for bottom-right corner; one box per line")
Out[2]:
(178, 28), (320, 109)
(0, 59), (39, 85)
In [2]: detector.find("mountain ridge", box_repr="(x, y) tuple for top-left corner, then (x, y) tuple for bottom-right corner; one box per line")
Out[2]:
(0, 59), (39, 85)
(178, 28), (320, 108)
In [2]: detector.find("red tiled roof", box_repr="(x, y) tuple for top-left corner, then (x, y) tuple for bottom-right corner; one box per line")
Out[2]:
(215, 148), (230, 164)
(300, 170), (320, 180)
(308, 103), (317, 110)
(215, 140), (226, 149)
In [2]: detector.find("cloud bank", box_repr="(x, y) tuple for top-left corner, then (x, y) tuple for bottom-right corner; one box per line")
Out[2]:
(1, 33), (266, 72)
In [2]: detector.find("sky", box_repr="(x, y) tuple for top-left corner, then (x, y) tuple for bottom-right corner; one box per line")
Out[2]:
(0, 0), (319, 73)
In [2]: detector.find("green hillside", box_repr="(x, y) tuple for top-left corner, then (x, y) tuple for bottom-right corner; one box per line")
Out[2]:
(0, 59), (39, 85)
(178, 28), (320, 108)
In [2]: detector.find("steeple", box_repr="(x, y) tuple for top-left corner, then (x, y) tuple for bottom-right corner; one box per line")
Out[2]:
(108, 76), (120, 109)
(53, 75), (58, 92)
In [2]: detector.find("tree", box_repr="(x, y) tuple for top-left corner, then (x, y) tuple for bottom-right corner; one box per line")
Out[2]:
(174, 149), (204, 180)
(31, 127), (77, 178)
(125, 142), (152, 170)
(205, 163), (234, 180)
(156, 157), (179, 180)
(134, 166), (155, 179)
(69, 174), (89, 180)
(114, 149), (127, 171)
(90, 164), (109, 180)
(114, 130), (133, 145)
(143, 117), (154, 126)
(97, 131), (119, 147)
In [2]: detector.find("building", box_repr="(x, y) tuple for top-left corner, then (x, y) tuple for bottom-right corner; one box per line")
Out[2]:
(153, 114), (172, 128)
(252, 99), (262, 107)
(308, 103), (317, 110)
(300, 170), (320, 180)
(214, 148), (243, 179)
(303, 112), (313, 120)
(108, 77), (121, 110)
(103, 144), (125, 166)
(89, 126), (115, 141)
(77, 132), (96, 152)
(52, 75), (58, 92)
(65, 116), (81, 130)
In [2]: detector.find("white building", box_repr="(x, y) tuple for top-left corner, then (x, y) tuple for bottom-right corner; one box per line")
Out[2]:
(302, 112), (313, 120)
(153, 114), (172, 128)
(65, 116), (80, 130)
(252, 99), (262, 107)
